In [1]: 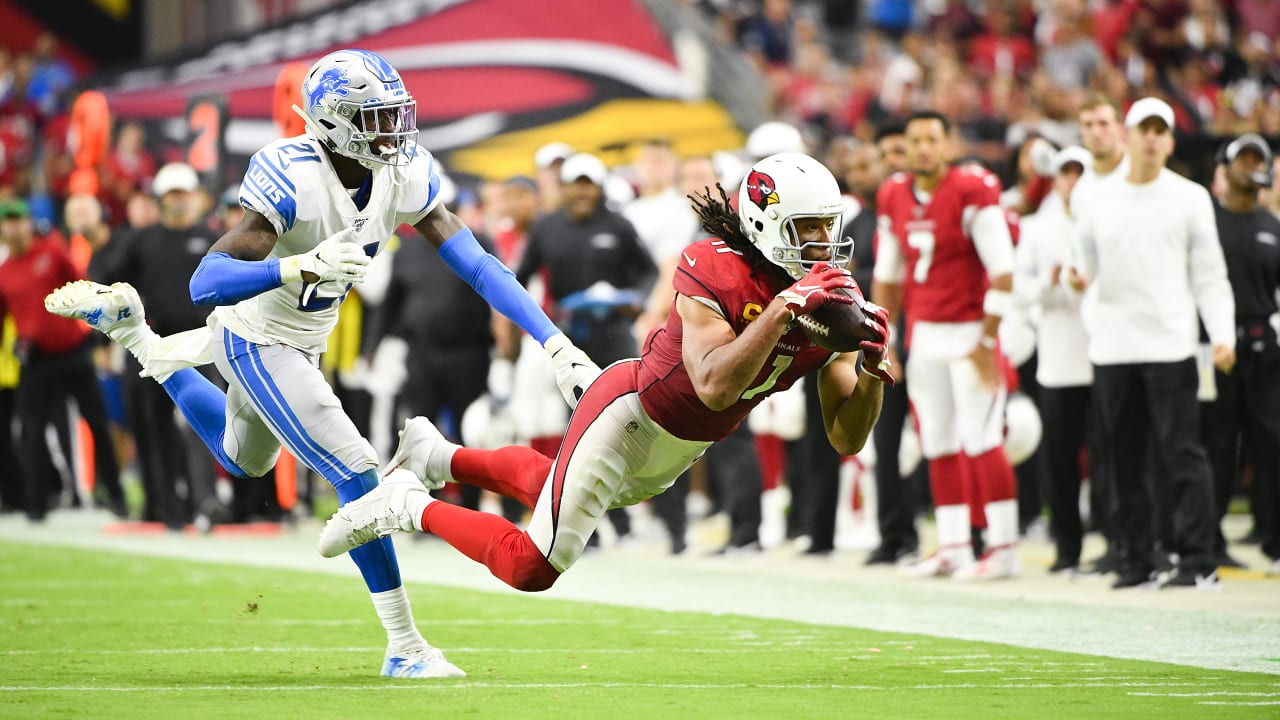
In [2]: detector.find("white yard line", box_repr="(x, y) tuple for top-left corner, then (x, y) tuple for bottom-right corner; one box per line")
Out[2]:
(0, 681), (1232, 692)
(2, 513), (1277, 676)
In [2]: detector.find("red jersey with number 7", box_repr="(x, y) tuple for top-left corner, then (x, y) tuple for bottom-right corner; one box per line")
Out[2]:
(635, 237), (835, 442)
(875, 165), (1003, 326)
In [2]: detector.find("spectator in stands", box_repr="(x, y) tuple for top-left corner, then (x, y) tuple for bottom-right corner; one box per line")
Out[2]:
(491, 176), (539, 269)
(1039, 0), (1104, 92)
(1068, 97), (1234, 589)
(625, 138), (700, 343)
(63, 194), (110, 275)
(968, 4), (1038, 81)
(123, 190), (158, 230)
(0, 197), (125, 522)
(26, 33), (75, 118)
(214, 184), (245, 233)
(102, 122), (156, 228)
(738, 0), (794, 71)
(533, 142), (573, 214)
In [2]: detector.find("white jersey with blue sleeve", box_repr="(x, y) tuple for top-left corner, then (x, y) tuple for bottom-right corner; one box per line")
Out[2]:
(217, 134), (442, 353)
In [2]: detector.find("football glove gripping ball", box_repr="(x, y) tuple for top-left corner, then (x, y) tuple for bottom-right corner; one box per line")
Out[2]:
(279, 227), (370, 285)
(775, 262), (857, 319)
(857, 301), (896, 387)
(544, 333), (601, 410)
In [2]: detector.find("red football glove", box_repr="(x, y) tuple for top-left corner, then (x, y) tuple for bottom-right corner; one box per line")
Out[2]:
(776, 262), (857, 319)
(857, 300), (896, 387)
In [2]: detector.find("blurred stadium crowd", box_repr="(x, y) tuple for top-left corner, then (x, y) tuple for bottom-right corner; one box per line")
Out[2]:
(0, 0), (1277, 581)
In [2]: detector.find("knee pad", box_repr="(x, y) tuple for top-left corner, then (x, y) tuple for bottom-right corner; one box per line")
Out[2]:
(228, 444), (281, 479)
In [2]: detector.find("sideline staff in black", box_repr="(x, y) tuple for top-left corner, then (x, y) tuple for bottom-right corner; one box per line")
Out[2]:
(1207, 134), (1280, 571)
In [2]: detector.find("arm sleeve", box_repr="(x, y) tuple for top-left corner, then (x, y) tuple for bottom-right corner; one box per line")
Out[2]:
(188, 252), (283, 306)
(1187, 189), (1235, 347)
(438, 227), (559, 344)
(969, 205), (1016, 278)
(872, 214), (906, 283)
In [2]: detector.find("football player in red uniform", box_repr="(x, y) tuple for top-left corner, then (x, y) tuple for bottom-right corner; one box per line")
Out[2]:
(318, 153), (892, 591)
(871, 111), (1021, 580)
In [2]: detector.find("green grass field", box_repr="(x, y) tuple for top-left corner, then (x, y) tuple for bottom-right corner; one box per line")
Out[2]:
(0, 541), (1275, 720)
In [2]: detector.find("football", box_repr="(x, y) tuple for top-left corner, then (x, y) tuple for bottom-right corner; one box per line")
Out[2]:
(795, 287), (876, 353)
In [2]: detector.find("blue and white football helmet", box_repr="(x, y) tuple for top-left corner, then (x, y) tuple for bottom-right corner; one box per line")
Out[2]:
(294, 49), (417, 168)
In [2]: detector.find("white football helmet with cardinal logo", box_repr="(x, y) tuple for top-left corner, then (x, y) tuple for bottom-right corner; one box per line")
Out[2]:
(737, 153), (852, 280)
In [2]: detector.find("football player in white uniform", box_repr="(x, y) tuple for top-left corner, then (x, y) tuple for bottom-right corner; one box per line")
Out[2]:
(45, 49), (598, 680)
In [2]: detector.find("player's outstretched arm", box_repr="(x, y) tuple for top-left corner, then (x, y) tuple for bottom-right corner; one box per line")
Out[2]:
(188, 210), (280, 306)
(816, 353), (884, 456)
(678, 292), (794, 411)
(414, 204), (559, 344)
(189, 210), (369, 306)
(414, 204), (598, 407)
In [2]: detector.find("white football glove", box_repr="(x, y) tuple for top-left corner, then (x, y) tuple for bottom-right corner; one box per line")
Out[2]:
(543, 333), (601, 410)
(279, 227), (370, 285)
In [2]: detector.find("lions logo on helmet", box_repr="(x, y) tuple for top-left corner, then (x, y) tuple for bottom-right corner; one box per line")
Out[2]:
(305, 66), (351, 113)
(293, 49), (418, 168)
(745, 170), (780, 211)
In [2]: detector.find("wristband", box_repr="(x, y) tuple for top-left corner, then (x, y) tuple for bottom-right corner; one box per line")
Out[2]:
(982, 288), (1012, 317)
(978, 335), (998, 350)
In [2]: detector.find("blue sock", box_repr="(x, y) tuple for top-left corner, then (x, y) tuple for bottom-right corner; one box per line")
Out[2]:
(161, 369), (248, 477)
(335, 469), (402, 593)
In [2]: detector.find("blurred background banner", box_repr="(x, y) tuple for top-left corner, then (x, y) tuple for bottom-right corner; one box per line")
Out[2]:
(55, 0), (745, 180)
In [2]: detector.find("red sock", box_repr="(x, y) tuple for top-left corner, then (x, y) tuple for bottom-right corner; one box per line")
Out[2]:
(970, 446), (1017, 504)
(420, 501), (560, 592)
(754, 434), (785, 491)
(927, 453), (968, 507)
(451, 446), (553, 509)
(529, 435), (563, 458)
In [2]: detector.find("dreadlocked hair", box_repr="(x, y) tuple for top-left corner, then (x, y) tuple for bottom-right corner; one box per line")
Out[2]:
(687, 183), (793, 289)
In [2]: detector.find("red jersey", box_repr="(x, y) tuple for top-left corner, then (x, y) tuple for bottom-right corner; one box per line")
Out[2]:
(876, 165), (1003, 326)
(0, 235), (89, 353)
(636, 238), (834, 442)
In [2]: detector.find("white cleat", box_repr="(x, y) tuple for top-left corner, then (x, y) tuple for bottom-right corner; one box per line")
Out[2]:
(383, 416), (456, 490)
(44, 280), (145, 337)
(382, 645), (467, 679)
(952, 546), (1021, 581)
(318, 469), (429, 558)
(898, 548), (975, 579)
